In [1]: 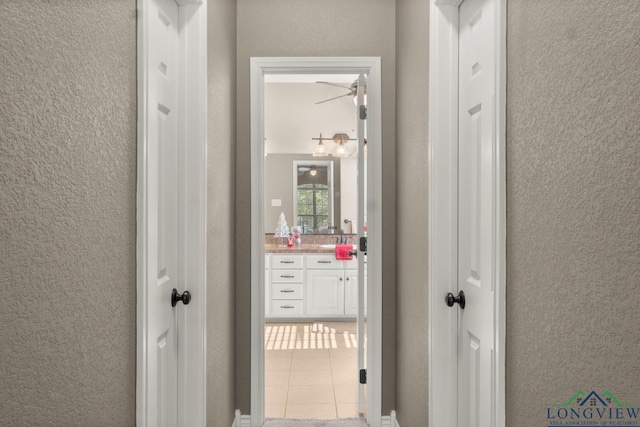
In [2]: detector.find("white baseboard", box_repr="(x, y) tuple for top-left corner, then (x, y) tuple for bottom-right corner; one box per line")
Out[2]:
(381, 410), (399, 427)
(232, 410), (251, 427)
(235, 410), (399, 427)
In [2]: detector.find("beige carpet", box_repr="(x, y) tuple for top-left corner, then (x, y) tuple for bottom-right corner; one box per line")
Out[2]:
(263, 418), (368, 427)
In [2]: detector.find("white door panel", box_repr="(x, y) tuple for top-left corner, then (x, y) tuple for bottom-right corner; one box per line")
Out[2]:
(458, 0), (497, 426)
(147, 0), (180, 425)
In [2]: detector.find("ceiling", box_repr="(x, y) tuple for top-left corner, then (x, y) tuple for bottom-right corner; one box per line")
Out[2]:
(264, 75), (358, 155)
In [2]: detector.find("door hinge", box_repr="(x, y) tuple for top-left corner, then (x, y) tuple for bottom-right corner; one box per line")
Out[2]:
(359, 105), (367, 120)
(359, 369), (367, 384)
(359, 236), (367, 253)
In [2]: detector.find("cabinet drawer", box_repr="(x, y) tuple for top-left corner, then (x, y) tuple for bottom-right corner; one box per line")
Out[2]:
(271, 300), (303, 316)
(272, 269), (303, 283)
(271, 255), (303, 269)
(306, 254), (343, 269)
(272, 283), (303, 299)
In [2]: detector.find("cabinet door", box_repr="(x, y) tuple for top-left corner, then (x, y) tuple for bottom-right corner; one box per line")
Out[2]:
(344, 270), (367, 316)
(305, 270), (345, 316)
(344, 270), (358, 316)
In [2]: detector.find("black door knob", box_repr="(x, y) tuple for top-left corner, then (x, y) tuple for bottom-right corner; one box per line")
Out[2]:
(445, 290), (465, 309)
(171, 288), (191, 307)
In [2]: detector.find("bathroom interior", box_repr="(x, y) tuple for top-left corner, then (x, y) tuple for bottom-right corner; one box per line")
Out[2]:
(262, 73), (367, 420)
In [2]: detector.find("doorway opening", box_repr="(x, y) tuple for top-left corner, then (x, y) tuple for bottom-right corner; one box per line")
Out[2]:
(250, 58), (383, 427)
(264, 73), (364, 420)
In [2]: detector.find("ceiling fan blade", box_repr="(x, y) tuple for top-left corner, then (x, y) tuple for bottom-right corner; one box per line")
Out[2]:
(316, 81), (353, 90)
(315, 93), (352, 105)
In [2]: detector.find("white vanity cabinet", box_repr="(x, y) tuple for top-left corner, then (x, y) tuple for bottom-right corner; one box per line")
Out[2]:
(266, 252), (364, 319)
(269, 254), (304, 317)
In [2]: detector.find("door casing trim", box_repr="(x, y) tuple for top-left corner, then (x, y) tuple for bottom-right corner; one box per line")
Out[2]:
(427, 0), (506, 426)
(250, 56), (383, 427)
(136, 0), (208, 425)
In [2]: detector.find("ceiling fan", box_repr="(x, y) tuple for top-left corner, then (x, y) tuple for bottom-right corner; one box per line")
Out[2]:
(315, 79), (366, 105)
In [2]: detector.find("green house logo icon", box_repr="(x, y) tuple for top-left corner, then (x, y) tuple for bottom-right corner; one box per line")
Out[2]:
(553, 390), (631, 408)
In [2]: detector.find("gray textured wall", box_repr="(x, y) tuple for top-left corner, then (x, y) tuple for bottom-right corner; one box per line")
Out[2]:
(395, 0), (430, 425)
(236, 0), (397, 413)
(3, 2), (637, 425)
(506, 1), (640, 424)
(394, 1), (640, 425)
(0, 2), (137, 426)
(207, 0), (237, 426)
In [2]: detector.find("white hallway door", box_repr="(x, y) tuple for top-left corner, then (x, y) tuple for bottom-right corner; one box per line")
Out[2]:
(457, 0), (498, 425)
(138, 0), (206, 424)
(146, 0), (181, 425)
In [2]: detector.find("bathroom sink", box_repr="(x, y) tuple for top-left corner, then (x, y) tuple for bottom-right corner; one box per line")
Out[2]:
(320, 244), (357, 249)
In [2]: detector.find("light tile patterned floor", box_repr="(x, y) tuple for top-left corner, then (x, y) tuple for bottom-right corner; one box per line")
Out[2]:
(265, 322), (367, 420)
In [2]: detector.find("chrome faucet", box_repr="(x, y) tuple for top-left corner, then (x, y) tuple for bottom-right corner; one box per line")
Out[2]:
(336, 230), (348, 245)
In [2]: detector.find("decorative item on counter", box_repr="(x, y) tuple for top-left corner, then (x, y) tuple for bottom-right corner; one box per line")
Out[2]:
(274, 212), (290, 247)
(292, 226), (302, 247)
(287, 234), (294, 248)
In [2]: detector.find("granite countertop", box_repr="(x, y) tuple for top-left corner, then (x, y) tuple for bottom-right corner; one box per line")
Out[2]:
(264, 234), (356, 254)
(264, 244), (336, 254)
